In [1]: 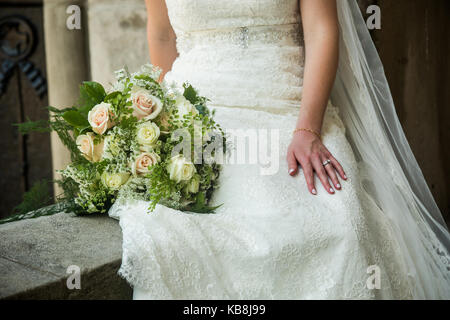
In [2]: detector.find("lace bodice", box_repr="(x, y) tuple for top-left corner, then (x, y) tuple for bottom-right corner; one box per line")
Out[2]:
(165, 0), (301, 33)
(164, 0), (305, 113)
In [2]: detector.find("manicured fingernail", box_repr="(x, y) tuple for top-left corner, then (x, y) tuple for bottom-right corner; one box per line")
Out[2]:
(344, 174), (347, 179)
(330, 187), (335, 193)
(336, 183), (341, 189)
(312, 188), (317, 195)
(288, 168), (295, 175)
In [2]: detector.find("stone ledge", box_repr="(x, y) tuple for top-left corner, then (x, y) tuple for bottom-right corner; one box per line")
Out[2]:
(0, 212), (132, 299)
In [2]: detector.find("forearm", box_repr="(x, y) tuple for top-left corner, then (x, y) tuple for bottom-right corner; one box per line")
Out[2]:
(147, 24), (178, 82)
(296, 31), (339, 133)
(145, 0), (178, 82)
(296, 2), (339, 134)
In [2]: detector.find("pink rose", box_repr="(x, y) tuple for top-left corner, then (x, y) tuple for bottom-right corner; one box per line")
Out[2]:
(132, 152), (160, 176)
(76, 132), (104, 162)
(130, 86), (163, 121)
(88, 102), (114, 135)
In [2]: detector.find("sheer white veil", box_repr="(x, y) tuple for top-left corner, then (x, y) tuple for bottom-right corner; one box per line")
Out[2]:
(333, 1), (450, 297)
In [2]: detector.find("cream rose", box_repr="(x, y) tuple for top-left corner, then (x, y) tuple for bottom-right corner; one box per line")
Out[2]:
(101, 172), (130, 190)
(158, 111), (171, 132)
(131, 152), (160, 176)
(184, 174), (200, 194)
(88, 102), (114, 135)
(130, 86), (163, 120)
(76, 132), (104, 162)
(167, 154), (196, 183)
(136, 121), (160, 146)
(175, 95), (199, 119)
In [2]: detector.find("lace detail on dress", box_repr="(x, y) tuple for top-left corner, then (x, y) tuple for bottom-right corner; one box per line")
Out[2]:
(109, 0), (450, 299)
(165, 0), (301, 33)
(111, 106), (425, 299)
(163, 0), (305, 113)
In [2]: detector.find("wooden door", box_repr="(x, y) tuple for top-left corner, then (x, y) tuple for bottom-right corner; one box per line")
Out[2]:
(358, 0), (450, 225)
(0, 0), (53, 219)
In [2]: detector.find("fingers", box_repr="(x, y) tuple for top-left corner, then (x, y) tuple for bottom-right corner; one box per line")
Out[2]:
(286, 150), (298, 176)
(329, 154), (347, 180)
(297, 155), (316, 195)
(322, 155), (341, 190)
(311, 155), (335, 195)
(288, 141), (346, 196)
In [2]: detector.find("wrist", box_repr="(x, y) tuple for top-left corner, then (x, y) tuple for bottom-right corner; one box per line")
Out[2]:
(292, 127), (322, 140)
(295, 120), (322, 134)
(296, 110), (324, 135)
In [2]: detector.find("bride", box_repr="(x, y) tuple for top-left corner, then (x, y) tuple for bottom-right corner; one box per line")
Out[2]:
(109, 0), (450, 299)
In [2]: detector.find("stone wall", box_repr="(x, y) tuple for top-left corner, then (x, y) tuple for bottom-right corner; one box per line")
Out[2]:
(0, 213), (132, 299)
(87, 0), (149, 88)
(44, 0), (90, 197)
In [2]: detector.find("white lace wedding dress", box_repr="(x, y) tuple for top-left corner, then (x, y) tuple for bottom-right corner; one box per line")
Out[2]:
(109, 0), (450, 299)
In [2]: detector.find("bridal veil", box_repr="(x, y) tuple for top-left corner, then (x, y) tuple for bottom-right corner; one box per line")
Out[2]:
(333, 1), (449, 297)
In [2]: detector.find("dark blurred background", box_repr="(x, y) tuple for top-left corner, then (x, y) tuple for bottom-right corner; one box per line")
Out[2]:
(0, 0), (52, 218)
(0, 0), (449, 226)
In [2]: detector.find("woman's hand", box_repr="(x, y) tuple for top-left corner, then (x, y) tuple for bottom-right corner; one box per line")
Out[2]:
(287, 130), (347, 195)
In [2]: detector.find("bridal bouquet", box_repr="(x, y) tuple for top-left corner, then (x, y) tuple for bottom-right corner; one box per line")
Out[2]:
(16, 64), (225, 216)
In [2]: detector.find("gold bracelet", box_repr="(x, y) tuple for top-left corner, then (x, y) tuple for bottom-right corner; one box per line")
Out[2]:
(293, 128), (321, 140)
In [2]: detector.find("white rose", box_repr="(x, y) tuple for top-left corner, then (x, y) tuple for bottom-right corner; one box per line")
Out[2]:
(76, 132), (104, 162)
(130, 86), (163, 120)
(175, 95), (198, 119)
(131, 152), (160, 176)
(101, 172), (130, 190)
(184, 174), (200, 194)
(167, 154), (196, 183)
(136, 121), (160, 146)
(88, 102), (115, 135)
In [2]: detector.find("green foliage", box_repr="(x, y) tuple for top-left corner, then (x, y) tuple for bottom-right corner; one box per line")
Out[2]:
(134, 74), (166, 101)
(183, 82), (209, 106)
(186, 192), (222, 214)
(11, 180), (53, 215)
(16, 105), (84, 162)
(105, 90), (133, 121)
(77, 81), (106, 115)
(62, 109), (90, 128)
(194, 104), (208, 116)
(0, 200), (76, 225)
(60, 161), (111, 214)
(50, 111), (84, 162)
(183, 83), (198, 104)
(145, 163), (180, 211)
(13, 117), (51, 134)
(56, 176), (79, 201)
(0, 178), (82, 225)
